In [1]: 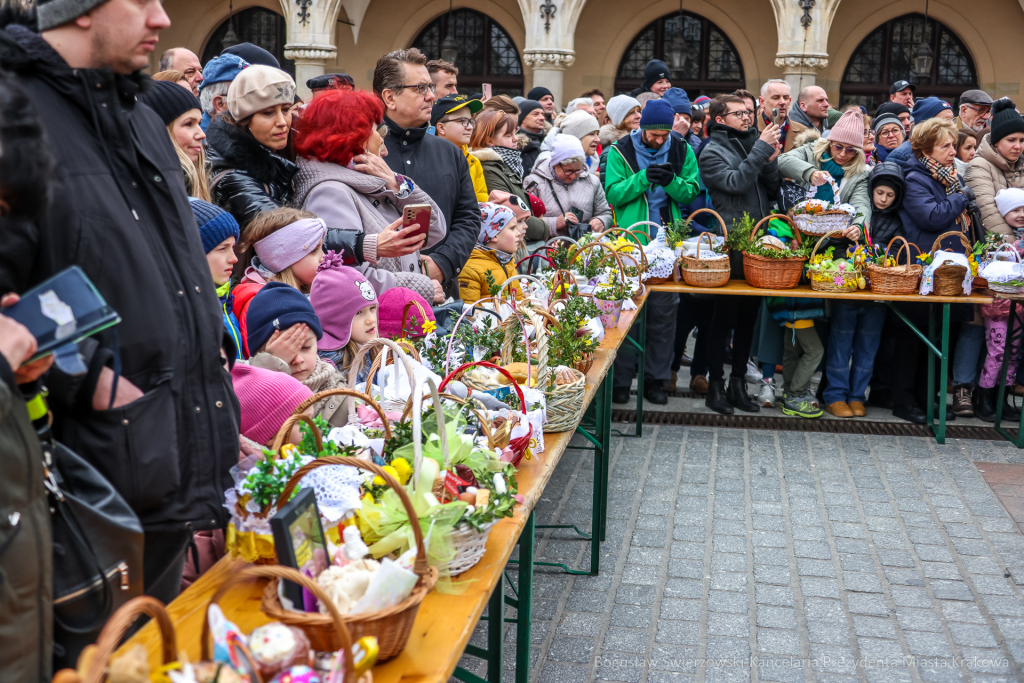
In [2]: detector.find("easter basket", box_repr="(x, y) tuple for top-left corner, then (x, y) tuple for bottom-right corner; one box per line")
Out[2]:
(531, 298), (596, 375)
(929, 231), (973, 297)
(220, 565), (377, 679)
(806, 230), (863, 293)
(258, 443), (436, 661)
(680, 209), (731, 288)
(742, 215), (806, 290)
(981, 243), (1024, 295)
(51, 596), (179, 683)
(443, 298), (535, 392)
(572, 240), (642, 299)
(866, 236), (923, 295)
(789, 181), (856, 236)
(353, 338), (426, 414)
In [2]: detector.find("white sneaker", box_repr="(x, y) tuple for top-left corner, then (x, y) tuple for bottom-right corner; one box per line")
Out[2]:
(757, 378), (777, 408)
(745, 360), (763, 384)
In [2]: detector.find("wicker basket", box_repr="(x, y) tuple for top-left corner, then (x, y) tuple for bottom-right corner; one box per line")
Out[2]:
(866, 236), (923, 295)
(790, 210), (854, 236)
(983, 243), (1024, 295)
(261, 447), (438, 661)
(807, 230), (863, 293)
(742, 215), (806, 290)
(570, 240), (641, 299)
(680, 210), (730, 287)
(928, 231), (972, 297)
(212, 565), (377, 678)
(442, 301), (534, 385)
(350, 338), (425, 414)
(395, 298), (432, 341)
(440, 361), (532, 465)
(532, 299), (596, 374)
(52, 596), (178, 683)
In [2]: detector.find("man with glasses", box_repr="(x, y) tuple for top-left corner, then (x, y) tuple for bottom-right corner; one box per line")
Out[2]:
(375, 48), (481, 296)
(432, 94), (488, 201)
(957, 89), (994, 132)
(698, 94), (782, 415)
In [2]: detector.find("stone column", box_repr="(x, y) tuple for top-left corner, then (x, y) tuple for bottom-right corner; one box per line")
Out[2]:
(768, 0), (839, 93)
(518, 0), (588, 109)
(284, 47), (337, 99)
(775, 55), (829, 92)
(522, 51), (576, 108)
(281, 0), (344, 99)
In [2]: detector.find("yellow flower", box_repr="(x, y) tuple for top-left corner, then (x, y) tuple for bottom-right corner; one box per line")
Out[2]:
(382, 465), (400, 485)
(390, 457), (413, 484)
(422, 319), (437, 334)
(280, 443), (298, 458)
(372, 475), (385, 486)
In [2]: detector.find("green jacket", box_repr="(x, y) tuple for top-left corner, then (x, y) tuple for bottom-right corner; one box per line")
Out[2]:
(604, 132), (700, 241)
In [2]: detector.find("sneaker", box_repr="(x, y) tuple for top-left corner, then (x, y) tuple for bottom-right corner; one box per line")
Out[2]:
(757, 378), (778, 408)
(745, 360), (762, 384)
(782, 392), (823, 418)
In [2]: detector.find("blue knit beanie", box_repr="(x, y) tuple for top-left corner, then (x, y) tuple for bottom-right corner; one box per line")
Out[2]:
(662, 88), (691, 116)
(246, 282), (324, 354)
(910, 97), (953, 123)
(639, 99), (675, 131)
(190, 198), (240, 254)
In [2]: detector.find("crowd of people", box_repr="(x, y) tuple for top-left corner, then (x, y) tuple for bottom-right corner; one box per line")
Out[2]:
(2, 1), (1024, 678)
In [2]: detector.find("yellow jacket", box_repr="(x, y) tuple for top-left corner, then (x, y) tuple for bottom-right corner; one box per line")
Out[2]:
(463, 145), (489, 202)
(458, 247), (520, 304)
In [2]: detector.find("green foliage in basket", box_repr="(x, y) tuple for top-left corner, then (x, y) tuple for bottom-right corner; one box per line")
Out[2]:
(663, 217), (692, 248)
(548, 295), (599, 369)
(485, 270), (501, 297)
(298, 415), (360, 460)
(572, 246), (612, 281)
(460, 463), (519, 533)
(726, 213), (813, 260)
(243, 450), (305, 509)
(381, 418), (414, 462)
(548, 241), (574, 271)
(594, 270), (633, 301)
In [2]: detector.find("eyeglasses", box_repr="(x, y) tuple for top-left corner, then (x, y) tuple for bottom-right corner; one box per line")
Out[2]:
(442, 117), (476, 129)
(830, 142), (860, 155)
(392, 82), (436, 96)
(963, 104), (991, 115)
(724, 110), (750, 120)
(878, 126), (903, 139)
(556, 166), (583, 178)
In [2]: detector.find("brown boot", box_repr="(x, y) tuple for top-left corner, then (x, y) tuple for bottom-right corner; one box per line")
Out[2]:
(825, 401), (854, 418)
(689, 374), (709, 395)
(952, 385), (974, 417)
(848, 401), (866, 417)
(667, 371), (678, 393)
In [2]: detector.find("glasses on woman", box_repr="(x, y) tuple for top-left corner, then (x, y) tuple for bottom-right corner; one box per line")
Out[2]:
(830, 142), (859, 156)
(878, 126), (902, 140)
(556, 165), (583, 179)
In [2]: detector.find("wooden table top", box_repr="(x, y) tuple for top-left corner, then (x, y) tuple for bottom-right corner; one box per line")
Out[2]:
(118, 295), (648, 682)
(650, 279), (994, 304)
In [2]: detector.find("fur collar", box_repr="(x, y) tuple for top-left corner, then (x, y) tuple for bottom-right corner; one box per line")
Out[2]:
(207, 116), (297, 187)
(471, 147), (502, 163)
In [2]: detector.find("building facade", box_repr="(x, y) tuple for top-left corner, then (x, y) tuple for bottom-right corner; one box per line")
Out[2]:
(153, 0), (1024, 109)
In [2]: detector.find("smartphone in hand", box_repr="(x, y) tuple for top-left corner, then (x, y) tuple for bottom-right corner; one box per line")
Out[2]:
(402, 204), (431, 239)
(482, 84), (492, 101)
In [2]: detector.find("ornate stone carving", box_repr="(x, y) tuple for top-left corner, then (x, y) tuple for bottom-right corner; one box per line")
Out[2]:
(284, 47), (337, 62)
(522, 51), (576, 69)
(774, 55), (829, 70)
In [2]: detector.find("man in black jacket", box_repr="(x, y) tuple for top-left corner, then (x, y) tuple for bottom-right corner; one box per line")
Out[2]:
(374, 48), (480, 297)
(0, 0), (240, 604)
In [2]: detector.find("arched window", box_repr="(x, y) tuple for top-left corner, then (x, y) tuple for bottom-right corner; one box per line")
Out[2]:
(616, 12), (744, 97)
(202, 7), (294, 77)
(841, 13), (976, 110)
(412, 9), (523, 96)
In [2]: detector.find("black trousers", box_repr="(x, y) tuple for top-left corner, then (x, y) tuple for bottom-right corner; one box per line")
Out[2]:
(143, 529), (192, 605)
(673, 294), (713, 377)
(708, 295), (760, 382)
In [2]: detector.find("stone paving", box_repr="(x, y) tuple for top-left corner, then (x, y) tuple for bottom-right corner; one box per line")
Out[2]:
(457, 426), (1024, 683)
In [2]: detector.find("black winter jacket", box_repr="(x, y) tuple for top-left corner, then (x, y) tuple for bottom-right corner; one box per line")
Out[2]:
(867, 162), (908, 254)
(206, 115), (297, 229)
(0, 26), (240, 532)
(382, 117), (481, 295)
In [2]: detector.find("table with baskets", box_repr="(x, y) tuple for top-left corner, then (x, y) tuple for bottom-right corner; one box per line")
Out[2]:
(109, 297), (648, 683)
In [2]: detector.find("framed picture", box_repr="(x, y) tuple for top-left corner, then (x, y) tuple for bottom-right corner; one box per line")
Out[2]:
(270, 487), (329, 608)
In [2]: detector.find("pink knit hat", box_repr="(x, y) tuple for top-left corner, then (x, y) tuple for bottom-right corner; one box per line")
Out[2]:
(377, 287), (436, 339)
(310, 253), (378, 351)
(828, 109), (865, 150)
(231, 363), (313, 445)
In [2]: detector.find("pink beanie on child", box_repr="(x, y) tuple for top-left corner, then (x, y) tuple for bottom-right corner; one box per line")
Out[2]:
(231, 363), (313, 445)
(310, 252), (379, 351)
(827, 109), (866, 150)
(377, 287), (436, 339)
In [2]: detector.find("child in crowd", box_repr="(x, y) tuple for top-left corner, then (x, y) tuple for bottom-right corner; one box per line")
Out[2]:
(999, 187), (1024, 239)
(231, 363), (314, 448)
(311, 255), (381, 382)
(822, 164), (899, 418)
(459, 202), (525, 303)
(377, 287), (437, 339)
(246, 282), (351, 427)
(191, 198), (243, 360)
(767, 296), (825, 418)
(233, 207), (327, 356)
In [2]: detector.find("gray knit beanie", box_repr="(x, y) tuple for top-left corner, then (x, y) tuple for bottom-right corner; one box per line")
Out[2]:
(606, 94), (641, 127)
(37, 0), (107, 31)
(559, 111), (600, 140)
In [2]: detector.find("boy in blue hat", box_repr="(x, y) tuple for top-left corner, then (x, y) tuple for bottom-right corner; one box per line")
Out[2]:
(190, 198), (244, 359)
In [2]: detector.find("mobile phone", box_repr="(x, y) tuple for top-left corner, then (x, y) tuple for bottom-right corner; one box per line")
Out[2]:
(482, 83), (492, 101)
(566, 205), (584, 223)
(772, 107), (783, 126)
(402, 204), (431, 239)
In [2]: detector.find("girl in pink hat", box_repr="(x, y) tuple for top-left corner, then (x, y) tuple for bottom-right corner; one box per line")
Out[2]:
(310, 253), (381, 381)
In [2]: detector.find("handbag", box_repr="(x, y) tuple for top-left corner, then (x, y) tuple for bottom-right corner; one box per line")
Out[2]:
(543, 178), (588, 240)
(42, 434), (143, 670)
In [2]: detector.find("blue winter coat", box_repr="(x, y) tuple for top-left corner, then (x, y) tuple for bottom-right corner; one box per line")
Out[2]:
(886, 140), (914, 168)
(898, 156), (969, 254)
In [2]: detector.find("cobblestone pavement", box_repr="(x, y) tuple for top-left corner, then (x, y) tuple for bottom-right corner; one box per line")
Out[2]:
(457, 426), (1024, 683)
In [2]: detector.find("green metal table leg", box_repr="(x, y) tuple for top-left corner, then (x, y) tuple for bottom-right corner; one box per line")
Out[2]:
(600, 366), (613, 543)
(515, 511), (534, 682)
(927, 305), (935, 430)
(995, 300), (1024, 447)
(455, 573), (504, 683)
(934, 303), (950, 444)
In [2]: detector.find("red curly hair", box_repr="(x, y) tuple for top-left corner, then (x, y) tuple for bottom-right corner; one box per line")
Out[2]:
(294, 89), (384, 166)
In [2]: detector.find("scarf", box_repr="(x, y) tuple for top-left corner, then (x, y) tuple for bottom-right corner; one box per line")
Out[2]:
(480, 246), (514, 265)
(762, 111), (789, 145)
(921, 154), (972, 232)
(492, 146), (524, 179)
(217, 280), (244, 361)
(815, 154), (846, 204)
(871, 145), (890, 164)
(630, 128), (673, 231)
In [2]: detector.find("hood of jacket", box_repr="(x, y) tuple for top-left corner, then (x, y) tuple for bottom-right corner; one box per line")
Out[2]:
(293, 155), (388, 207)
(599, 123), (629, 147)
(791, 126), (821, 149)
(471, 147), (503, 164)
(869, 161), (906, 213)
(788, 104), (827, 134)
(206, 115), (298, 189)
(977, 134), (1024, 175)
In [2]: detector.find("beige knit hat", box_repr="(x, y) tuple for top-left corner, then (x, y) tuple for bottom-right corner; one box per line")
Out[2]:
(560, 111), (600, 140)
(227, 65), (296, 121)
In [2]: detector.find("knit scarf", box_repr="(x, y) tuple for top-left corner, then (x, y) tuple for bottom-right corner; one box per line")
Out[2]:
(921, 154), (972, 232)
(304, 359), (343, 417)
(480, 245), (514, 265)
(762, 111), (789, 145)
(492, 146), (524, 179)
(814, 154), (845, 204)
(871, 145), (890, 164)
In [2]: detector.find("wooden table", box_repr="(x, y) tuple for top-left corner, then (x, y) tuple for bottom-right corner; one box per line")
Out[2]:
(650, 280), (993, 443)
(120, 295), (650, 683)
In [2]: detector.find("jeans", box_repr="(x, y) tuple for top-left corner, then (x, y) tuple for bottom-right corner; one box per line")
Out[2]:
(615, 291), (679, 387)
(952, 323), (985, 386)
(782, 325), (824, 395)
(673, 294), (712, 377)
(708, 295), (760, 382)
(824, 302), (886, 405)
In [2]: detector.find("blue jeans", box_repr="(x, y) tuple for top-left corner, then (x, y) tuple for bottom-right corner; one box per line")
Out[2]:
(952, 323), (985, 386)
(824, 302), (886, 405)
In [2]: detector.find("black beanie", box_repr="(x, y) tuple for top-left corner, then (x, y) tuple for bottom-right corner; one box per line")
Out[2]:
(527, 86), (552, 102)
(990, 98), (1024, 145)
(642, 60), (671, 92)
(222, 43), (281, 69)
(142, 80), (202, 126)
(518, 99), (542, 124)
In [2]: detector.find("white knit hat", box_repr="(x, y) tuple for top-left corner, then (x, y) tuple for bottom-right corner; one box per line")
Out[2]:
(606, 95), (641, 127)
(996, 188), (1024, 217)
(550, 134), (586, 167)
(227, 65), (296, 121)
(559, 111), (600, 140)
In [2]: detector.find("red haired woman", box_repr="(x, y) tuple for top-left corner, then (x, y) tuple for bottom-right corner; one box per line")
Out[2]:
(293, 89), (447, 303)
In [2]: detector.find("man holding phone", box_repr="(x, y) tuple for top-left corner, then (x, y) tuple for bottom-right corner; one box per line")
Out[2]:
(757, 79), (793, 151)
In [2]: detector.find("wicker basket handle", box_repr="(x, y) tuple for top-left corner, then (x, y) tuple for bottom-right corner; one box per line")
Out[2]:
(621, 221), (663, 239)
(883, 235), (921, 266)
(271, 412), (323, 455)
(601, 228), (650, 270)
(498, 305), (536, 386)
(990, 242), (1022, 263)
(694, 232), (716, 265)
(496, 274), (544, 301)
(290, 387), (394, 442)
(442, 296), (503, 375)
(347, 338), (420, 419)
(200, 565), (359, 683)
(84, 597), (176, 683)
(570, 240), (636, 296)
(440, 361), (528, 418)
(360, 342), (424, 418)
(400, 392), (494, 445)
(929, 230), (972, 256)
(548, 269), (578, 302)
(407, 373), (449, 479)
(683, 209), (728, 240)
(399, 298), (430, 338)
(750, 214), (802, 248)
(809, 230), (849, 262)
